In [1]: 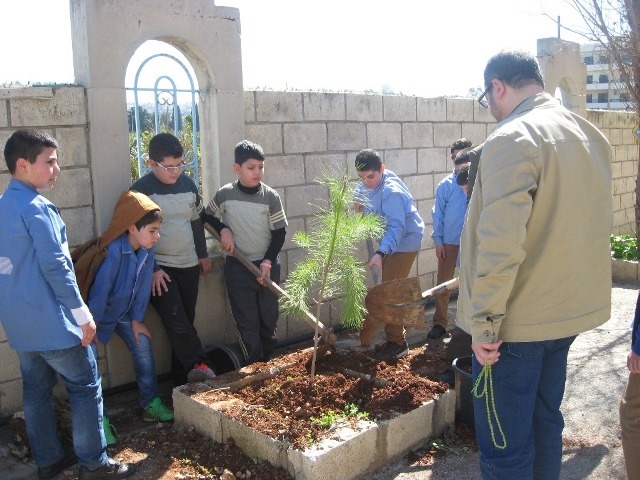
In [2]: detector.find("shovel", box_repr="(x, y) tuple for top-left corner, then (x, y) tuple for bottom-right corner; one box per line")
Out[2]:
(204, 223), (337, 345)
(364, 276), (459, 327)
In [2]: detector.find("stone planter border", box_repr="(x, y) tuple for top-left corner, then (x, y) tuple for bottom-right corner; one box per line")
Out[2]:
(173, 385), (455, 480)
(612, 257), (640, 284)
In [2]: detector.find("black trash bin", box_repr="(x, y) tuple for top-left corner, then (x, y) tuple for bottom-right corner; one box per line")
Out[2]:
(205, 344), (244, 375)
(451, 355), (475, 429)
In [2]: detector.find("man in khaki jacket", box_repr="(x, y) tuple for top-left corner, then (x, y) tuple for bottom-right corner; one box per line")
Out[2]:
(457, 50), (612, 480)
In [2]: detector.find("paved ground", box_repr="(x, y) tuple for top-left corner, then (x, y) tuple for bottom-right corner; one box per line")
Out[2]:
(0, 283), (636, 479)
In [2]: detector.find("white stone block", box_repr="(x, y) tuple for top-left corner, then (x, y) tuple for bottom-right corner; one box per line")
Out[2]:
(303, 92), (345, 121)
(346, 94), (383, 121)
(245, 124), (283, 155)
(288, 421), (378, 480)
(284, 124), (327, 154)
(10, 87), (86, 127)
(256, 91), (303, 122)
(327, 122), (366, 151)
(417, 97), (446, 122)
(381, 400), (435, 462)
(304, 153), (348, 184)
(402, 122), (433, 149)
(367, 123), (402, 150)
(385, 149), (417, 175)
(383, 95), (416, 121)
(268, 155), (306, 187)
(433, 124), (462, 148)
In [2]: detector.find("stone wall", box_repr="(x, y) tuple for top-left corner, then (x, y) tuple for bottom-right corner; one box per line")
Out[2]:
(0, 85), (636, 415)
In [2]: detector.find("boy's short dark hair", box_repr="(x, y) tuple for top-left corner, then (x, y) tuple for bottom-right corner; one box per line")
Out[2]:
(148, 133), (183, 162)
(234, 140), (265, 165)
(134, 209), (163, 230)
(456, 164), (470, 186)
(484, 50), (544, 91)
(355, 149), (383, 172)
(4, 129), (58, 174)
(454, 149), (472, 165)
(451, 138), (473, 154)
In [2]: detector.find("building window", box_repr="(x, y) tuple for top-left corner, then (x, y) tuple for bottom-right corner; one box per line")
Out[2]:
(587, 75), (593, 84)
(584, 56), (594, 65)
(587, 94), (593, 103)
(597, 92), (608, 103)
(598, 74), (609, 83)
(598, 55), (609, 64)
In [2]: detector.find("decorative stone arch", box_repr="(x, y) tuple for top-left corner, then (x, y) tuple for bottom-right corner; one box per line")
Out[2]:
(537, 37), (587, 115)
(70, 0), (244, 232)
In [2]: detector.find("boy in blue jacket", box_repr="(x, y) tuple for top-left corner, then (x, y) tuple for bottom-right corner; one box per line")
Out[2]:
(428, 138), (472, 340)
(355, 149), (425, 361)
(0, 129), (134, 480)
(83, 190), (173, 443)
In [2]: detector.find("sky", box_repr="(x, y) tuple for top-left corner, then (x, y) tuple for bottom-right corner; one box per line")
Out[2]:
(1, 0), (587, 98)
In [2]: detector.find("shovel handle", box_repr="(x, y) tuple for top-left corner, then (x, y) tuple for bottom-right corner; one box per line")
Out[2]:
(392, 277), (460, 308)
(366, 238), (382, 285)
(204, 223), (336, 344)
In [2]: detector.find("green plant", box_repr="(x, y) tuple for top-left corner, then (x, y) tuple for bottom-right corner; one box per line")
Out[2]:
(343, 403), (369, 420)
(281, 171), (384, 384)
(306, 430), (315, 445)
(428, 437), (468, 455)
(611, 234), (640, 260)
(311, 410), (341, 428)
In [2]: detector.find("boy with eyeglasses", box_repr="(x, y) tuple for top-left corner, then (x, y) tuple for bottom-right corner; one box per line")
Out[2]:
(354, 148), (424, 361)
(130, 133), (216, 384)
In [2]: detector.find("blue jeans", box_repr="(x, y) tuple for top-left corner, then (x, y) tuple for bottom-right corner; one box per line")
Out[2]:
(17, 345), (108, 470)
(472, 336), (576, 480)
(114, 320), (158, 409)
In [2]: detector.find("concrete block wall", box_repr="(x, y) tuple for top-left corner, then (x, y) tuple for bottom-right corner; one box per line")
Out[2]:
(588, 109), (639, 235)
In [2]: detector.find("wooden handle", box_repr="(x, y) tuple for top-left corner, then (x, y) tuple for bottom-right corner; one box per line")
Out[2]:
(204, 223), (336, 344)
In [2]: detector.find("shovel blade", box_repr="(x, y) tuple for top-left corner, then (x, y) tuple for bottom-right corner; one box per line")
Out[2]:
(365, 277), (427, 327)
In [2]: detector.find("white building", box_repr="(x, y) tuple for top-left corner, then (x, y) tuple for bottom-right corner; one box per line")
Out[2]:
(581, 42), (632, 110)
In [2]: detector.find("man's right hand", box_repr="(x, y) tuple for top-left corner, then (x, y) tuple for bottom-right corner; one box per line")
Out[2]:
(79, 320), (96, 346)
(471, 340), (502, 366)
(152, 268), (171, 296)
(435, 245), (446, 261)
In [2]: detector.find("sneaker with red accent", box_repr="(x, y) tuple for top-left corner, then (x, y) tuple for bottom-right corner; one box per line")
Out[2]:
(187, 363), (216, 382)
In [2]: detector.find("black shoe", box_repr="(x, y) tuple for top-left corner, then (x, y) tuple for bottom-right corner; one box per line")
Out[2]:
(373, 341), (410, 361)
(78, 458), (136, 480)
(427, 324), (447, 340)
(38, 450), (78, 480)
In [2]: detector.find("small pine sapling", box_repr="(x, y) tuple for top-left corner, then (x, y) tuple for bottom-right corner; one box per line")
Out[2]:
(282, 171), (384, 383)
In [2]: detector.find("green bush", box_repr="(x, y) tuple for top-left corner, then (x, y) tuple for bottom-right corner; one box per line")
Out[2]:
(611, 234), (640, 260)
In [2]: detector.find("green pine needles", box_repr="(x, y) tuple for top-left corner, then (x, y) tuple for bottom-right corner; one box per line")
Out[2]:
(282, 172), (384, 334)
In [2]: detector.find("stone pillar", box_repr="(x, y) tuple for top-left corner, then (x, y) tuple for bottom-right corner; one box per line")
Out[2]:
(537, 37), (587, 115)
(69, 0), (245, 231)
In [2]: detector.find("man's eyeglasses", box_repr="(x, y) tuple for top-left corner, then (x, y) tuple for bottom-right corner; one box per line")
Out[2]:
(153, 161), (186, 174)
(477, 85), (492, 108)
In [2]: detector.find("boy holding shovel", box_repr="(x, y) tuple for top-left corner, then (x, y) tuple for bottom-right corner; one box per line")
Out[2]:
(354, 149), (424, 361)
